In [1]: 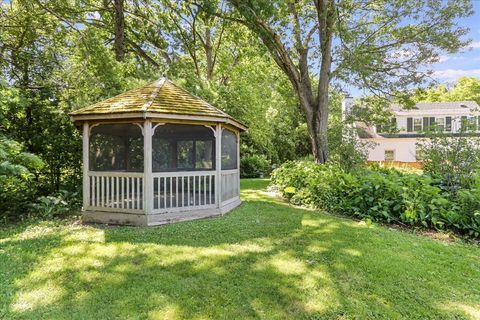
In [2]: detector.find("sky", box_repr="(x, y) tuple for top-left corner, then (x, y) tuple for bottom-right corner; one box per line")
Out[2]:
(429, 1), (480, 82)
(346, 1), (480, 97)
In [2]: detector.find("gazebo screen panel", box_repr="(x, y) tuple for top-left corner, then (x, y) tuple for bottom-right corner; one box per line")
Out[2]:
(153, 124), (215, 172)
(221, 129), (238, 170)
(89, 123), (144, 172)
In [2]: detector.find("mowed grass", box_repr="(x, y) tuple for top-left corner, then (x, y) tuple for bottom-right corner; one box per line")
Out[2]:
(1, 179), (479, 319)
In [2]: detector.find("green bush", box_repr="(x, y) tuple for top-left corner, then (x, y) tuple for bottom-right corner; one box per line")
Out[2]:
(0, 135), (44, 223)
(271, 160), (480, 238)
(30, 195), (69, 219)
(240, 155), (271, 178)
(418, 132), (480, 191)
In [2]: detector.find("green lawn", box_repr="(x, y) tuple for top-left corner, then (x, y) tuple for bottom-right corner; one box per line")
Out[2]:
(1, 179), (479, 319)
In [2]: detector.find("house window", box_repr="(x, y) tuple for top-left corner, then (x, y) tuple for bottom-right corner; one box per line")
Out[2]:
(384, 150), (395, 161)
(406, 117), (413, 132)
(469, 116), (477, 131)
(436, 118), (445, 131)
(423, 117), (435, 132)
(413, 118), (422, 132)
(446, 117), (452, 132)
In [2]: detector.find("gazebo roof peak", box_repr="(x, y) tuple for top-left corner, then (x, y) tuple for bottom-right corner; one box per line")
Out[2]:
(70, 77), (246, 131)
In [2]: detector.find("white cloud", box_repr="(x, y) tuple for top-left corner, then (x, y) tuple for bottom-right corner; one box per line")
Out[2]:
(435, 55), (465, 64)
(438, 55), (450, 63)
(469, 41), (480, 49)
(433, 68), (480, 80)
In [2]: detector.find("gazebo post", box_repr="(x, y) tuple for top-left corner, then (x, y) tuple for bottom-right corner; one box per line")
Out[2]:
(82, 122), (90, 210)
(237, 131), (240, 196)
(144, 120), (153, 215)
(216, 124), (222, 208)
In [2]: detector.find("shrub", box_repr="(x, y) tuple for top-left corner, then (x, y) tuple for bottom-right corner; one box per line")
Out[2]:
(271, 160), (480, 238)
(31, 195), (69, 219)
(0, 135), (44, 223)
(30, 190), (81, 220)
(240, 154), (271, 178)
(328, 126), (371, 170)
(417, 132), (480, 191)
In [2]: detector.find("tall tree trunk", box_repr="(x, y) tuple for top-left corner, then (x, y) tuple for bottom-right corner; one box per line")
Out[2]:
(228, 0), (334, 163)
(205, 27), (214, 80)
(305, 108), (328, 163)
(114, 0), (125, 62)
(313, 0), (333, 163)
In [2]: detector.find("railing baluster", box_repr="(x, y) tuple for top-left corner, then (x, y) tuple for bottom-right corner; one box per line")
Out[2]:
(193, 175), (197, 207)
(100, 176), (104, 207)
(106, 176), (110, 207)
(175, 176), (178, 208)
(131, 177), (135, 210)
(203, 175), (206, 206)
(136, 176), (140, 210)
(181, 176), (184, 207)
(158, 177), (160, 209)
(170, 177), (173, 208)
(188, 176), (191, 207)
(209, 174), (213, 205)
(126, 176), (130, 209)
(163, 177), (167, 209)
(120, 177), (124, 209)
(95, 176), (100, 207)
(115, 176), (119, 208)
(91, 176), (95, 207)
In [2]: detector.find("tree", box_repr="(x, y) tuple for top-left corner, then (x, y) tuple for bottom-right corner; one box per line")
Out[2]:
(413, 77), (480, 105)
(218, 0), (472, 163)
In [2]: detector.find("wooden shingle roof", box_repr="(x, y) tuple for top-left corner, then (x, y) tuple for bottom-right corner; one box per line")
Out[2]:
(70, 78), (246, 131)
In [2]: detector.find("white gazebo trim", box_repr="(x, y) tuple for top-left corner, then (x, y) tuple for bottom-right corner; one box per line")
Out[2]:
(82, 122), (89, 210)
(144, 120), (153, 214)
(70, 112), (247, 131)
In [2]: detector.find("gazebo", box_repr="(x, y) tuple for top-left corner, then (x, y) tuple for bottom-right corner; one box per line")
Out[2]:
(70, 78), (246, 226)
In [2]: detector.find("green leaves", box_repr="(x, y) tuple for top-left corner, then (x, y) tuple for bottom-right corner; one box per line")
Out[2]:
(0, 135), (45, 223)
(272, 160), (480, 238)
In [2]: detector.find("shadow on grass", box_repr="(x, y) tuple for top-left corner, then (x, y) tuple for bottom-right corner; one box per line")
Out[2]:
(1, 179), (479, 319)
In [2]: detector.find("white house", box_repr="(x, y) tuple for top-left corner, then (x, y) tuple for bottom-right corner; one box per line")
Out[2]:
(343, 100), (480, 162)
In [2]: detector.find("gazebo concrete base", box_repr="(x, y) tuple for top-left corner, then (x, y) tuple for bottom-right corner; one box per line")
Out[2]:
(82, 198), (242, 226)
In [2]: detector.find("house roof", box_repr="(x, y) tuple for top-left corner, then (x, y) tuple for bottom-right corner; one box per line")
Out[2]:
(390, 101), (480, 115)
(69, 78), (247, 131)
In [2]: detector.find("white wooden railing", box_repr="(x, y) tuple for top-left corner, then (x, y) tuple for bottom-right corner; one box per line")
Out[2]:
(152, 171), (216, 214)
(86, 170), (238, 214)
(88, 171), (144, 213)
(221, 169), (240, 204)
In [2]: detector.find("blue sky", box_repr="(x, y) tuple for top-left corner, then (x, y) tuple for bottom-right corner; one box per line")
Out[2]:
(429, 1), (480, 82)
(347, 2), (480, 97)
